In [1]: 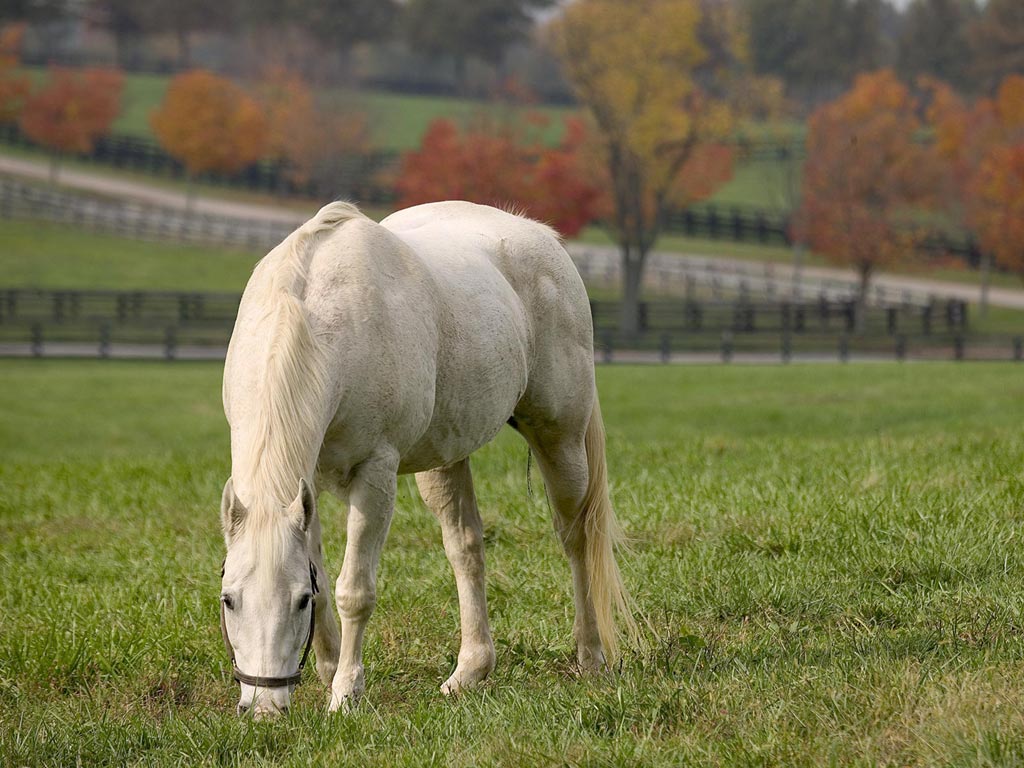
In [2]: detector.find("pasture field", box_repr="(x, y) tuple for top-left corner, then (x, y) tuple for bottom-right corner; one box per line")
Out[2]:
(2, 360), (1024, 766)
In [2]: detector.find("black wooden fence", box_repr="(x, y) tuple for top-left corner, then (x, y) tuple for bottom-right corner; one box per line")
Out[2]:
(2, 287), (1011, 363)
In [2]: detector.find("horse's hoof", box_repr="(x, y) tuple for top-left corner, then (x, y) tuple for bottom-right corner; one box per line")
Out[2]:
(441, 646), (496, 695)
(576, 646), (607, 674)
(328, 692), (359, 713)
(329, 664), (364, 712)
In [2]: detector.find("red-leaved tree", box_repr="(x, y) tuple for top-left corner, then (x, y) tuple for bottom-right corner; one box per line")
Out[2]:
(396, 115), (608, 238)
(0, 24), (30, 123)
(19, 67), (124, 183)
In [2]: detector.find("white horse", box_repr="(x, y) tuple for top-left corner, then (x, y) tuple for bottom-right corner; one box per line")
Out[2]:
(220, 200), (633, 717)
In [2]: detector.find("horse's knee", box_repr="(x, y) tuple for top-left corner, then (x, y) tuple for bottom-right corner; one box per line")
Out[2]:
(336, 587), (376, 621)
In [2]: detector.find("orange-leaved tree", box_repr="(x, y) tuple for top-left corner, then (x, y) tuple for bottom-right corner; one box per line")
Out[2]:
(798, 70), (936, 319)
(548, 0), (738, 334)
(150, 70), (268, 210)
(970, 143), (1024, 276)
(19, 67), (123, 183)
(258, 67), (369, 195)
(396, 115), (608, 238)
(926, 75), (1024, 302)
(0, 23), (30, 123)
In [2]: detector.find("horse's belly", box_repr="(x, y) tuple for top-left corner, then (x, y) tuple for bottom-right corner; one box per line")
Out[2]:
(397, 308), (529, 474)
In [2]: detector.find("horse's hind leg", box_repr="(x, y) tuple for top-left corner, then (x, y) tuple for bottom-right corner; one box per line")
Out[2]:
(525, 425), (607, 671)
(416, 458), (496, 694)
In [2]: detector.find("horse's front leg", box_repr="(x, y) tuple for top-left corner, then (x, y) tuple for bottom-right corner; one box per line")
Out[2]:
(306, 507), (341, 687)
(329, 451), (398, 712)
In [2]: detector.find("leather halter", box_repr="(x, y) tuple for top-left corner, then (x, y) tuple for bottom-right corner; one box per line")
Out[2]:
(220, 560), (320, 688)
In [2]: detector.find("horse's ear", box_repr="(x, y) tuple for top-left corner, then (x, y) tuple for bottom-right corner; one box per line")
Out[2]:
(289, 478), (316, 532)
(221, 478), (247, 542)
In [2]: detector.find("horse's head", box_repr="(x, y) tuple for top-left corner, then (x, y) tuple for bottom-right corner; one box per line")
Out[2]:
(219, 477), (318, 718)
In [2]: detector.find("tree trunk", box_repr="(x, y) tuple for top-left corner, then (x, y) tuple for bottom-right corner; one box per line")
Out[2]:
(791, 241), (805, 298)
(855, 262), (872, 334)
(184, 175), (197, 217)
(176, 27), (191, 69)
(620, 248), (647, 337)
(980, 253), (992, 318)
(454, 55), (467, 95)
(48, 154), (61, 186)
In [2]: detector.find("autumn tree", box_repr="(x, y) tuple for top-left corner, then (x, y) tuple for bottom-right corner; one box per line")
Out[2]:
(970, 144), (1024, 276)
(933, 75), (1024, 296)
(549, 0), (737, 334)
(396, 115), (607, 237)
(798, 70), (935, 321)
(259, 66), (370, 195)
(150, 70), (268, 211)
(0, 23), (29, 123)
(926, 74), (1024, 308)
(19, 67), (123, 183)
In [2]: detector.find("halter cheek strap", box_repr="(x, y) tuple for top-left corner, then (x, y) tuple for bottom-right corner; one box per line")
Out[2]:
(219, 560), (320, 689)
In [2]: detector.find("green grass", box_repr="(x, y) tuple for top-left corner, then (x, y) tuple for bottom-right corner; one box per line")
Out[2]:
(2, 360), (1024, 765)
(0, 219), (262, 292)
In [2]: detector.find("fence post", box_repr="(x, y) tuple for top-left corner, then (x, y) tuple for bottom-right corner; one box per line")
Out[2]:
(165, 326), (177, 361)
(602, 330), (613, 364)
(99, 322), (111, 358)
(31, 323), (42, 357)
(1015, 337), (1023, 362)
(953, 335), (964, 361)
(887, 307), (898, 335)
(838, 333), (849, 363)
(781, 331), (792, 364)
(660, 333), (671, 364)
(721, 331), (733, 363)
(895, 334), (906, 362)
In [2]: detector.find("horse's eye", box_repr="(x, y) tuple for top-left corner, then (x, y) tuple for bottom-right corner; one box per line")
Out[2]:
(221, 594), (235, 611)
(298, 594), (311, 611)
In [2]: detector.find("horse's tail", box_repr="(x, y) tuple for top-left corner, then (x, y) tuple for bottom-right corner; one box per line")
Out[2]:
(581, 393), (637, 662)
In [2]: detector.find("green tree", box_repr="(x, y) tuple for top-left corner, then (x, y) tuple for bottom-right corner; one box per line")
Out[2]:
(969, 0), (1024, 93)
(148, 0), (238, 68)
(745, 0), (886, 97)
(404, 0), (554, 92)
(897, 0), (977, 92)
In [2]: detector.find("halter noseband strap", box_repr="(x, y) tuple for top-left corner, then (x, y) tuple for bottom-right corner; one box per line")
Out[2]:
(219, 560), (320, 689)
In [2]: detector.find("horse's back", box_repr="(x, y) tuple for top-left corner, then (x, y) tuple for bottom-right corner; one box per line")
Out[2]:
(382, 201), (597, 439)
(381, 201), (593, 354)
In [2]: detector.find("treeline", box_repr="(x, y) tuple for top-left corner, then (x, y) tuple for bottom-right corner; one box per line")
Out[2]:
(2, 1), (1021, 103)
(2, 0), (569, 101)
(747, 0), (1023, 100)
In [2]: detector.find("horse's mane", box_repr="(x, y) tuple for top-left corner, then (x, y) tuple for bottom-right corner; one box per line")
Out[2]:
(241, 201), (367, 534)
